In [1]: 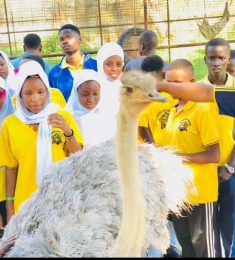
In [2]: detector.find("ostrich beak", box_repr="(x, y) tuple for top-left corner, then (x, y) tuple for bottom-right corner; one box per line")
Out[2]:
(144, 89), (168, 102)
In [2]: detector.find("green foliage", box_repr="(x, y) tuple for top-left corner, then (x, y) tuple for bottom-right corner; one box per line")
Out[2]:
(42, 34), (61, 54)
(80, 41), (98, 53)
(192, 59), (208, 81)
(41, 33), (98, 67)
(191, 48), (208, 81)
(41, 33), (98, 55)
(44, 56), (62, 67)
(1, 46), (23, 57)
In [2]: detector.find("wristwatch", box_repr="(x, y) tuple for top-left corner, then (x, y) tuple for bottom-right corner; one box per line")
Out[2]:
(224, 163), (235, 175)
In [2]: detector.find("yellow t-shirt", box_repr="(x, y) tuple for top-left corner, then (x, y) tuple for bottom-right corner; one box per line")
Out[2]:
(200, 74), (235, 166)
(61, 56), (84, 75)
(138, 92), (176, 146)
(0, 167), (5, 202)
(11, 88), (66, 109)
(0, 109), (83, 212)
(164, 101), (219, 204)
(49, 88), (66, 108)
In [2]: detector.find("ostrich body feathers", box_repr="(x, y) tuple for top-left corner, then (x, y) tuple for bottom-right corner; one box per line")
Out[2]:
(2, 140), (193, 257)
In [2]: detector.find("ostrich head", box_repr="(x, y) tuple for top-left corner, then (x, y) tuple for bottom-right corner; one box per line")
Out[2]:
(120, 70), (167, 116)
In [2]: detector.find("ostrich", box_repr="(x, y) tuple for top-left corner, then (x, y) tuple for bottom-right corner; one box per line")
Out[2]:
(1, 70), (193, 257)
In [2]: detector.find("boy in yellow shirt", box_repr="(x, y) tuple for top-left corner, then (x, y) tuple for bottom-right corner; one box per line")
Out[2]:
(138, 55), (181, 257)
(156, 76), (235, 258)
(138, 55), (176, 146)
(200, 38), (235, 257)
(163, 59), (220, 257)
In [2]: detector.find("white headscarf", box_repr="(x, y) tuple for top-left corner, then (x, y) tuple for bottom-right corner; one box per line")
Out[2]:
(66, 69), (116, 148)
(66, 69), (103, 118)
(0, 51), (17, 95)
(0, 77), (15, 125)
(97, 42), (124, 116)
(15, 60), (59, 185)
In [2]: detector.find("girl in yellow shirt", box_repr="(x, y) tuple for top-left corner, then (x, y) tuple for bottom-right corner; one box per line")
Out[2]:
(0, 77), (15, 234)
(0, 61), (83, 223)
(13, 56), (66, 109)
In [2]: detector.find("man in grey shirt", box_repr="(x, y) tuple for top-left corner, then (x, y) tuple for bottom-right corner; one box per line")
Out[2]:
(11, 34), (52, 76)
(124, 30), (168, 72)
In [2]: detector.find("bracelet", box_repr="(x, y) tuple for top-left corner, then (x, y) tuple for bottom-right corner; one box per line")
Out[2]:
(64, 129), (74, 140)
(6, 196), (14, 201)
(224, 163), (235, 175)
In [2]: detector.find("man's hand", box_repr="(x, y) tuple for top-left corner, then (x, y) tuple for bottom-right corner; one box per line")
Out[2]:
(218, 166), (232, 183)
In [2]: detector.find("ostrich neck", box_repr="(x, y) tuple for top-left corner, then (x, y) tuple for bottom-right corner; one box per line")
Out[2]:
(113, 103), (145, 256)
(116, 107), (139, 185)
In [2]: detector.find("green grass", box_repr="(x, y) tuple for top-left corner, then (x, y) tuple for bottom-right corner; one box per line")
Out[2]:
(192, 59), (208, 81)
(191, 49), (208, 81)
(44, 56), (62, 67)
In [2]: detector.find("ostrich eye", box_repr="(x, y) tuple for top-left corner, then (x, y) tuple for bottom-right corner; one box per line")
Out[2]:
(148, 93), (154, 98)
(126, 87), (133, 93)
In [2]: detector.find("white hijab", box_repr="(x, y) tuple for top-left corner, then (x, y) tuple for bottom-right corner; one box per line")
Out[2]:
(0, 77), (15, 125)
(66, 69), (103, 118)
(0, 51), (17, 95)
(15, 61), (59, 185)
(66, 69), (116, 148)
(97, 42), (124, 116)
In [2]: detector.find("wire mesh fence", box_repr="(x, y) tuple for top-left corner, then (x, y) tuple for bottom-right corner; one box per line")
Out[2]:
(1, 0), (235, 79)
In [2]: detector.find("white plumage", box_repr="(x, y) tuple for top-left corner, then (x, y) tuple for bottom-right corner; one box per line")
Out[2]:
(2, 141), (192, 257)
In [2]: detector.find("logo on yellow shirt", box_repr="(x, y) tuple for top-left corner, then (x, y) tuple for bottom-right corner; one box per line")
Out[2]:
(51, 131), (63, 145)
(157, 110), (170, 129)
(178, 119), (191, 132)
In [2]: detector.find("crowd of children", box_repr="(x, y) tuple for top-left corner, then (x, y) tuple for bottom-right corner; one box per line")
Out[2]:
(1, 23), (235, 258)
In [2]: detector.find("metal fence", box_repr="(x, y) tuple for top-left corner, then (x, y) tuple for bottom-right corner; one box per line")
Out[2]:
(1, 0), (235, 79)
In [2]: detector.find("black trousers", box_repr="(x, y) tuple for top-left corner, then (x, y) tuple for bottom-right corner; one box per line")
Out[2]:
(171, 202), (216, 258)
(214, 178), (235, 257)
(0, 200), (7, 226)
(0, 200), (7, 238)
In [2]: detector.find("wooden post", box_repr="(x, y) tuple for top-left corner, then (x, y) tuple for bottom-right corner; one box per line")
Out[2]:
(166, 0), (171, 62)
(97, 0), (103, 46)
(3, 0), (13, 55)
(143, 0), (148, 30)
